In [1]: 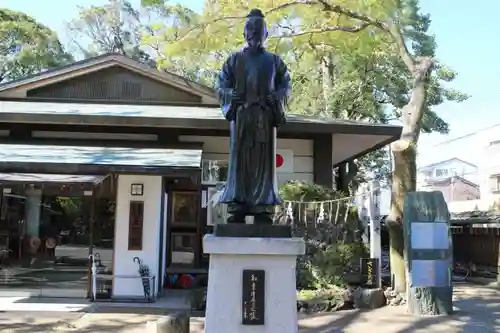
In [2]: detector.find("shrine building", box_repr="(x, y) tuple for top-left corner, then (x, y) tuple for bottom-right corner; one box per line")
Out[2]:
(0, 53), (401, 300)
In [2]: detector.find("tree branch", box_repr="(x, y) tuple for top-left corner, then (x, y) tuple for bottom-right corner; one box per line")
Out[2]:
(271, 1), (417, 73)
(171, 0), (418, 75)
(270, 22), (371, 39)
(312, 1), (415, 71)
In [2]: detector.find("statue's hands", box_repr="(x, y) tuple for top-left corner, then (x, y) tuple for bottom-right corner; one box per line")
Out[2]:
(231, 91), (245, 104)
(274, 109), (286, 127)
(266, 93), (277, 106)
(225, 108), (237, 122)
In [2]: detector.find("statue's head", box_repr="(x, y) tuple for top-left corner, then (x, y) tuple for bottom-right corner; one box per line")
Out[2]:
(244, 9), (268, 49)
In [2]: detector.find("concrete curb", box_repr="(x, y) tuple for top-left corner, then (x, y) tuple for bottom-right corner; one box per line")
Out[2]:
(145, 312), (190, 333)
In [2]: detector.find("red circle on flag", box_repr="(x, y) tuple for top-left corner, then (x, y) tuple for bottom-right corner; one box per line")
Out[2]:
(276, 154), (284, 168)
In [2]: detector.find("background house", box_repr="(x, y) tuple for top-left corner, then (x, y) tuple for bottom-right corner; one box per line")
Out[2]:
(357, 157), (481, 221)
(417, 125), (500, 211)
(417, 158), (478, 184)
(418, 176), (480, 202)
(417, 158), (480, 202)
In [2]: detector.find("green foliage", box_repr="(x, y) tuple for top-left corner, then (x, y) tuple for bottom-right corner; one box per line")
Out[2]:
(309, 243), (369, 288)
(67, 0), (154, 64)
(0, 9), (73, 82)
(139, 0), (463, 184)
(372, 0), (469, 135)
(69, 0), (211, 83)
(56, 197), (83, 215)
(279, 181), (367, 289)
(297, 237), (369, 289)
(279, 180), (346, 201)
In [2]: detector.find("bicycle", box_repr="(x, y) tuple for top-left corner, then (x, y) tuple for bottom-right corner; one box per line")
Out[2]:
(474, 267), (498, 279)
(0, 249), (12, 267)
(381, 251), (390, 273)
(452, 262), (470, 282)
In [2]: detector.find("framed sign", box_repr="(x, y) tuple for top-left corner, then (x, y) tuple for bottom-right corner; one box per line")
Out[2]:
(171, 191), (198, 227)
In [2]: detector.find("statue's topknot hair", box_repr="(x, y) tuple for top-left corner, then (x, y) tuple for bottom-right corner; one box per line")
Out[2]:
(246, 8), (265, 18)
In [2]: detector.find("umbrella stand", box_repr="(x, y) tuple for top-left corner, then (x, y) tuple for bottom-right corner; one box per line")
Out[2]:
(133, 256), (151, 300)
(88, 254), (97, 301)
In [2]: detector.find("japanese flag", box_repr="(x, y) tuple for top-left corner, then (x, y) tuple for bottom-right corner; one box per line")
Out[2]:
(276, 149), (294, 173)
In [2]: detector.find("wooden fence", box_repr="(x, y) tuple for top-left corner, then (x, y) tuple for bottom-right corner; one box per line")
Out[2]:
(452, 224), (500, 270)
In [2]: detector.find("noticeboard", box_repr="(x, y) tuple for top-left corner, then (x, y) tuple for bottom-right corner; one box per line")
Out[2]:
(411, 259), (450, 287)
(411, 222), (449, 250)
(360, 258), (380, 289)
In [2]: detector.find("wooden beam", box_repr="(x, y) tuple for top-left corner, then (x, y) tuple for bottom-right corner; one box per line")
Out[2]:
(313, 134), (333, 188)
(0, 137), (204, 150)
(0, 162), (200, 176)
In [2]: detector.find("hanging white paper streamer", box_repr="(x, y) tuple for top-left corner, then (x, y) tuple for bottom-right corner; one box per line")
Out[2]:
(286, 202), (294, 222)
(317, 202), (325, 223)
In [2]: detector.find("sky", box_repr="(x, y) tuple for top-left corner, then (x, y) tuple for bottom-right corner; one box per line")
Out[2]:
(2, 0), (497, 166)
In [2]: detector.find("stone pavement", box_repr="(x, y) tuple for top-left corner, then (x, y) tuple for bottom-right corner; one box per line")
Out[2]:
(193, 284), (500, 333)
(300, 284), (500, 333)
(0, 284), (498, 332)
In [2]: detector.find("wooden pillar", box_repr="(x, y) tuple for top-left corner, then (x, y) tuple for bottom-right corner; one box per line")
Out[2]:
(157, 176), (167, 293)
(194, 171), (203, 269)
(85, 189), (95, 299)
(313, 134), (333, 188)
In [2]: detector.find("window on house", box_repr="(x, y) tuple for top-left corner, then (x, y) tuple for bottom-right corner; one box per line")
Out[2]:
(420, 171), (432, 179)
(490, 175), (500, 193)
(202, 160), (229, 184)
(490, 140), (500, 146)
(435, 169), (448, 177)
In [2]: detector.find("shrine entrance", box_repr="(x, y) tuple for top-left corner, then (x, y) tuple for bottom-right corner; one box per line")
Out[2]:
(0, 174), (115, 298)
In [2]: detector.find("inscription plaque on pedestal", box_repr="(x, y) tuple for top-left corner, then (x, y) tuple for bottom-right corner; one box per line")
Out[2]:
(242, 269), (265, 325)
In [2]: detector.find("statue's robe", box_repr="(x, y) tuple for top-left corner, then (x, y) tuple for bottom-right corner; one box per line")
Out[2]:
(216, 47), (291, 215)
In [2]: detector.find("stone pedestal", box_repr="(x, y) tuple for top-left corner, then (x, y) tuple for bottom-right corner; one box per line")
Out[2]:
(203, 234), (305, 333)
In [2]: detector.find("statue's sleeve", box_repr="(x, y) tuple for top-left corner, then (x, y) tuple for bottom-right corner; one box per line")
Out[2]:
(216, 53), (237, 122)
(274, 55), (291, 126)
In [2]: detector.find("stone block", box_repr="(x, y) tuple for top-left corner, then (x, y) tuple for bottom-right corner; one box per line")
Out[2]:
(214, 224), (292, 238)
(353, 288), (386, 309)
(203, 235), (305, 333)
(145, 312), (189, 333)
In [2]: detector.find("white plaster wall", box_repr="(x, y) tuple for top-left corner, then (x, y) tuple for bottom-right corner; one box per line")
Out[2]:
(331, 133), (393, 165)
(468, 128), (500, 205)
(178, 135), (314, 184)
(113, 175), (163, 297)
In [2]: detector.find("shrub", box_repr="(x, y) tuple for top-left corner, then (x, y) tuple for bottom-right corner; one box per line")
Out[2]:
(279, 181), (367, 289)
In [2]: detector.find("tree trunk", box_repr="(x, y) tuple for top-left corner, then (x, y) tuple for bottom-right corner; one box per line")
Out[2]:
(388, 57), (432, 296)
(320, 54), (334, 116)
(387, 221), (405, 292)
(387, 144), (417, 294)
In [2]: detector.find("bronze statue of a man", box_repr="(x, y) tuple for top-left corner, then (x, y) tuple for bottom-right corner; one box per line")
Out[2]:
(216, 8), (291, 225)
